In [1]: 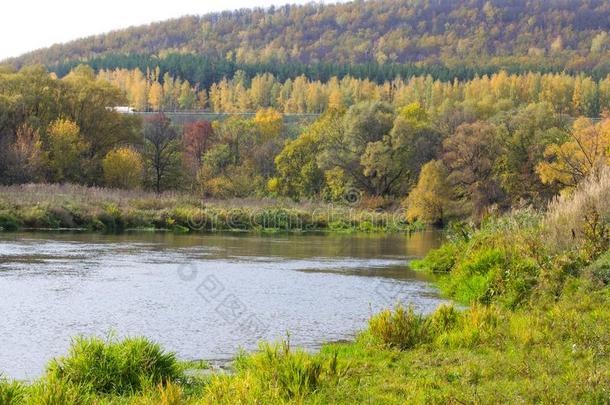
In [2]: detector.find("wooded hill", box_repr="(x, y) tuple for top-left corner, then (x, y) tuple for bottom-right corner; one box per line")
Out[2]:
(6, 0), (610, 78)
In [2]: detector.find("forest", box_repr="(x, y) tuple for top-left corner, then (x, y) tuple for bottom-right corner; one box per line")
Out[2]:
(1, 64), (609, 226)
(6, 0), (610, 77)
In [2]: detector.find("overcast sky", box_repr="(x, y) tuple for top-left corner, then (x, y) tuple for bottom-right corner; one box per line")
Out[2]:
(0, 0), (339, 60)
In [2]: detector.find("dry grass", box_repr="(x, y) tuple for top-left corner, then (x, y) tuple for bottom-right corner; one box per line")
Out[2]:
(545, 166), (610, 256)
(0, 183), (416, 232)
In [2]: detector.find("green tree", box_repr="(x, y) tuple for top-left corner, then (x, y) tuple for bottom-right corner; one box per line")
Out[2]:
(318, 102), (396, 196)
(275, 121), (325, 199)
(494, 103), (566, 205)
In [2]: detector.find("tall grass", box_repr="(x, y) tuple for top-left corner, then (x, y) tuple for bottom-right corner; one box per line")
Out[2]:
(205, 339), (345, 403)
(46, 335), (183, 395)
(545, 166), (610, 258)
(0, 380), (25, 404)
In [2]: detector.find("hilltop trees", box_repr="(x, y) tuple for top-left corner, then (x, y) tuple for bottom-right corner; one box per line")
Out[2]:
(13, 0), (610, 76)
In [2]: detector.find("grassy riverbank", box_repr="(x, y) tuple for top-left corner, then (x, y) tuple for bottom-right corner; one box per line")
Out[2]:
(0, 184), (420, 234)
(2, 171), (609, 403)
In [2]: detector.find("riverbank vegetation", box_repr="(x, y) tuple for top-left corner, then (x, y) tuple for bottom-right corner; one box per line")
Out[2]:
(0, 184), (416, 233)
(2, 165), (609, 405)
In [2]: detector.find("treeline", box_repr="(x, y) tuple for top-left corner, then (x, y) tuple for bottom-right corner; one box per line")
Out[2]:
(2, 66), (609, 226)
(51, 53), (600, 88)
(96, 67), (610, 118)
(8, 0), (610, 74)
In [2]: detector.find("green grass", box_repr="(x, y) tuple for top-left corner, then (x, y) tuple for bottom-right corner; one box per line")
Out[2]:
(46, 335), (183, 395)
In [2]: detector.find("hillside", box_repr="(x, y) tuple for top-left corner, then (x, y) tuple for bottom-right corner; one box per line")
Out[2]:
(6, 0), (610, 75)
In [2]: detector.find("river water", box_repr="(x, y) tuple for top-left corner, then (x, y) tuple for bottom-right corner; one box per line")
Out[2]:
(0, 231), (444, 379)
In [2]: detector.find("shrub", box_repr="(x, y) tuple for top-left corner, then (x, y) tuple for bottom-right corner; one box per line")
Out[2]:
(368, 305), (430, 350)
(46, 336), (182, 395)
(0, 211), (21, 231)
(411, 241), (463, 273)
(103, 147), (144, 190)
(435, 304), (503, 349)
(438, 248), (506, 304)
(428, 304), (462, 335)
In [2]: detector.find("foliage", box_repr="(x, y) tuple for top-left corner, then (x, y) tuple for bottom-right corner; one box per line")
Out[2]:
(143, 113), (181, 192)
(11, 0), (610, 79)
(537, 117), (610, 189)
(46, 118), (88, 183)
(103, 147), (144, 189)
(443, 121), (503, 219)
(405, 160), (453, 225)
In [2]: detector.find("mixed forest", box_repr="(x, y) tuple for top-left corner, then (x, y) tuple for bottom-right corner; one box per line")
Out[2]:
(1, 62), (609, 226)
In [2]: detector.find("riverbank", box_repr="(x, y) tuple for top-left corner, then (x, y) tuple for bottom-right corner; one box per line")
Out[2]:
(0, 184), (421, 234)
(2, 172), (609, 403)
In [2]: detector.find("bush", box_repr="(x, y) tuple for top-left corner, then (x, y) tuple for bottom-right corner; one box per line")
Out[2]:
(368, 305), (430, 350)
(427, 304), (462, 335)
(46, 336), (182, 395)
(435, 304), (503, 348)
(0, 211), (21, 231)
(438, 248), (506, 304)
(411, 241), (463, 273)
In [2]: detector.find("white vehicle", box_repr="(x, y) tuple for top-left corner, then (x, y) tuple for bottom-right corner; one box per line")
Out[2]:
(106, 106), (136, 114)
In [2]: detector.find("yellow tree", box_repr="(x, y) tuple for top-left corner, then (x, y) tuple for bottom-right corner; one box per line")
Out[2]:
(537, 118), (610, 189)
(103, 147), (144, 189)
(406, 160), (453, 225)
(148, 81), (164, 112)
(254, 108), (283, 141)
(46, 118), (88, 182)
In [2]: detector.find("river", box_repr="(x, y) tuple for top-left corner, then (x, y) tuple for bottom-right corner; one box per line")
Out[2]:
(0, 231), (444, 379)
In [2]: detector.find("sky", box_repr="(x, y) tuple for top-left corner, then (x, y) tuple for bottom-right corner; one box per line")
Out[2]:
(0, 0), (339, 60)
